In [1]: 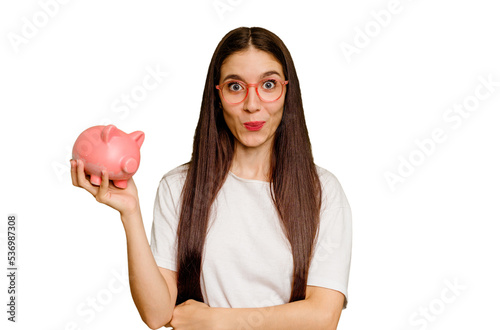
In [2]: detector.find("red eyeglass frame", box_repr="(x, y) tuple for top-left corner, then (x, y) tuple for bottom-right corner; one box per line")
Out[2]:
(216, 78), (289, 105)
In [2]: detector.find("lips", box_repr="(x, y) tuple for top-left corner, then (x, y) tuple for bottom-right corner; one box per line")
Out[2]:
(243, 121), (265, 131)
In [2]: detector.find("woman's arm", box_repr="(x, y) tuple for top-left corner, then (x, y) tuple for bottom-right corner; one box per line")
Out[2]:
(169, 286), (344, 330)
(70, 160), (177, 329)
(122, 211), (177, 329)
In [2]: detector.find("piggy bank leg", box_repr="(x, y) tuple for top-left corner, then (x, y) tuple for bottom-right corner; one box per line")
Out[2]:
(113, 180), (128, 189)
(90, 174), (102, 186)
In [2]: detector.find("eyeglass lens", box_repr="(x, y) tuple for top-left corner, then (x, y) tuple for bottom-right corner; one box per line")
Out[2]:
(222, 79), (284, 103)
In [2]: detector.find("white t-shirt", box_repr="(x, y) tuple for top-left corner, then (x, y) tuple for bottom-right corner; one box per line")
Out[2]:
(150, 164), (352, 309)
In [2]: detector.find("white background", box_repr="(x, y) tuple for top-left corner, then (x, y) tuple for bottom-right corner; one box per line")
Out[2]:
(1, 0), (499, 329)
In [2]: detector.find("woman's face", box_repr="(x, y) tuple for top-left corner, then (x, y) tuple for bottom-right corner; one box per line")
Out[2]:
(218, 46), (286, 152)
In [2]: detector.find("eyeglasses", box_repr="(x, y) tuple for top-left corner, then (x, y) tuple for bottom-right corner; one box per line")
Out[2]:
(216, 78), (288, 104)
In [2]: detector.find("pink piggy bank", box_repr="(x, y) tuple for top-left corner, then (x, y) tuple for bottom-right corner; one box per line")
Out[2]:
(72, 125), (145, 188)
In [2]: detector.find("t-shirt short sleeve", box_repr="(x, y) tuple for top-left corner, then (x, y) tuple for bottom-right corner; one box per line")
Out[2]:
(150, 165), (188, 271)
(307, 166), (352, 309)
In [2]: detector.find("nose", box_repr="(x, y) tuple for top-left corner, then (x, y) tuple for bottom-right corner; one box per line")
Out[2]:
(243, 86), (260, 112)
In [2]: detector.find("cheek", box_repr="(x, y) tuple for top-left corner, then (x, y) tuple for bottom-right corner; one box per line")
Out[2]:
(270, 104), (284, 124)
(222, 108), (239, 131)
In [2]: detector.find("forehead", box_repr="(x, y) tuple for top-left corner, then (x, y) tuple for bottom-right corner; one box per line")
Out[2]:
(220, 47), (284, 81)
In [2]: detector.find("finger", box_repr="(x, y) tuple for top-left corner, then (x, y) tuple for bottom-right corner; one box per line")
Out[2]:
(95, 169), (109, 204)
(70, 160), (78, 186)
(76, 159), (98, 195)
(75, 159), (89, 188)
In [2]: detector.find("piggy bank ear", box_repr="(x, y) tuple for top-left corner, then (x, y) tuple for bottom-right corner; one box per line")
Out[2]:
(129, 131), (145, 148)
(101, 125), (121, 143)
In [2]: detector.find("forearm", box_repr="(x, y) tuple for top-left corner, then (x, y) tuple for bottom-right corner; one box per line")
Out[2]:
(213, 298), (340, 330)
(122, 210), (174, 328)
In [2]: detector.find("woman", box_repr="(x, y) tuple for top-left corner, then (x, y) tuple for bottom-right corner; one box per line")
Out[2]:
(71, 26), (352, 329)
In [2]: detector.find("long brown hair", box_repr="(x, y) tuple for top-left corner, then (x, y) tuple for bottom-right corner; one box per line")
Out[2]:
(176, 27), (322, 305)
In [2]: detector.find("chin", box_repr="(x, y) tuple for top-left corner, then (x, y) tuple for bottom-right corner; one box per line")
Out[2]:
(240, 141), (262, 148)
(241, 136), (270, 148)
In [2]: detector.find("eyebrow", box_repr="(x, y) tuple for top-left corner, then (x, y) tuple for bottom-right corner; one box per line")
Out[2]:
(221, 70), (283, 82)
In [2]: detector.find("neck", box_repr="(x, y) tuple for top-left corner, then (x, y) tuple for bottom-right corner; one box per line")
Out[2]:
(230, 139), (273, 182)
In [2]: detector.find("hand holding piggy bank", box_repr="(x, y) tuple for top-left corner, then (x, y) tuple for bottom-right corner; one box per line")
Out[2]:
(72, 125), (145, 188)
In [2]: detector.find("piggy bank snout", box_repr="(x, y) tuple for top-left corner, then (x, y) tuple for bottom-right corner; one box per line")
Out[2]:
(122, 157), (139, 174)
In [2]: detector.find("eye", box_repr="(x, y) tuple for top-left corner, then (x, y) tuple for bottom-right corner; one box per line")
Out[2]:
(227, 81), (245, 92)
(261, 79), (277, 90)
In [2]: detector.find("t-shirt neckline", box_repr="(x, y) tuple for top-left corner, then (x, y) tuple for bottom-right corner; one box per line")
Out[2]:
(228, 170), (270, 184)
